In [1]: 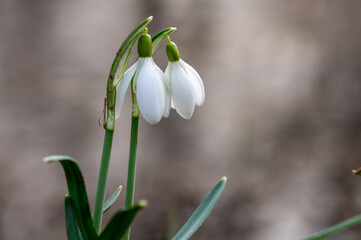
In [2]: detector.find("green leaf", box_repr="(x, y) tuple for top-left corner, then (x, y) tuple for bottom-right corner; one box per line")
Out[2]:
(103, 186), (122, 213)
(44, 155), (98, 240)
(151, 27), (177, 53)
(65, 195), (81, 240)
(302, 213), (361, 240)
(172, 177), (227, 240)
(99, 200), (147, 240)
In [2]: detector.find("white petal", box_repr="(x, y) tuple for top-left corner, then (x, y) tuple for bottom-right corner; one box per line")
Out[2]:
(165, 63), (170, 79)
(115, 62), (137, 119)
(136, 58), (166, 124)
(180, 59), (205, 106)
(132, 57), (146, 93)
(152, 59), (171, 118)
(165, 63), (175, 109)
(169, 61), (196, 119)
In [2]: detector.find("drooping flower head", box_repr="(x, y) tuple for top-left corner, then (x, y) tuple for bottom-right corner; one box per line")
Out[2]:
(115, 29), (170, 124)
(165, 37), (205, 119)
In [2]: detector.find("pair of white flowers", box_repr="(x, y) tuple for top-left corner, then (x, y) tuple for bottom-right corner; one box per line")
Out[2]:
(115, 33), (205, 124)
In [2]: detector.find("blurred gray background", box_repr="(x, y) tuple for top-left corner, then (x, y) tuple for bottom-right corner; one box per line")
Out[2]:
(1, 0), (361, 239)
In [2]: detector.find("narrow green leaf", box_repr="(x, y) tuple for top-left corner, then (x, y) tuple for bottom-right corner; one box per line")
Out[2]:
(302, 213), (361, 240)
(65, 195), (81, 240)
(44, 155), (98, 240)
(151, 27), (177, 53)
(103, 185), (122, 213)
(172, 177), (227, 240)
(99, 200), (147, 240)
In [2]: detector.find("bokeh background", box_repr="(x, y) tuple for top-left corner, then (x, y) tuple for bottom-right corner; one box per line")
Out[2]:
(1, 0), (361, 239)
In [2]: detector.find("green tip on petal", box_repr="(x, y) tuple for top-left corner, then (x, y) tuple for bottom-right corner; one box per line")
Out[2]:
(166, 41), (180, 62)
(138, 33), (152, 57)
(220, 176), (227, 182)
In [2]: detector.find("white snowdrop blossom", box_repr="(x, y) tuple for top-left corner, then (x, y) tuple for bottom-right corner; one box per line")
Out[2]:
(165, 41), (205, 119)
(115, 33), (170, 124)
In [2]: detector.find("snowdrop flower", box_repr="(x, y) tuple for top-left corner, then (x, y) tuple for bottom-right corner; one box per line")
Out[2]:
(165, 38), (205, 119)
(115, 31), (170, 124)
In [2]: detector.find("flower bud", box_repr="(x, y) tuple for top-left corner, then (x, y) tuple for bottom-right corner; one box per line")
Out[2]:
(138, 33), (152, 57)
(166, 41), (180, 62)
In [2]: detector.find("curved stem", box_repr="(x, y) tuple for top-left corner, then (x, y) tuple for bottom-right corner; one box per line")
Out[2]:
(93, 129), (114, 234)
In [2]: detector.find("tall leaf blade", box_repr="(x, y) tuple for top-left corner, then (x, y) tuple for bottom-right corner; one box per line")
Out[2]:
(65, 195), (81, 240)
(103, 185), (122, 213)
(99, 200), (147, 240)
(172, 177), (227, 240)
(44, 155), (98, 240)
(152, 27), (177, 53)
(302, 213), (361, 240)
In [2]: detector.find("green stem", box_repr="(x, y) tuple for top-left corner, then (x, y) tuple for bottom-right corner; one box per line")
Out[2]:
(302, 213), (361, 240)
(123, 90), (140, 240)
(125, 116), (139, 208)
(93, 129), (114, 234)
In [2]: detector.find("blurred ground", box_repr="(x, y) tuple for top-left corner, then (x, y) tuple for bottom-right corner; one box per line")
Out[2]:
(1, 0), (361, 239)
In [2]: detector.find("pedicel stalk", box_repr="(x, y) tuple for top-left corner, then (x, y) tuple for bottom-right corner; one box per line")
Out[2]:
(44, 16), (227, 240)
